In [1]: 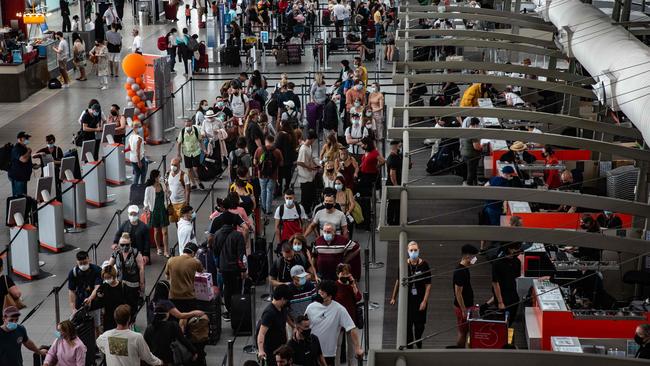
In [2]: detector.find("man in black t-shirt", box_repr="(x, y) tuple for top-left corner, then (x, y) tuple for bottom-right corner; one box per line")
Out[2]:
(386, 140), (408, 225)
(67, 250), (102, 311)
(257, 285), (291, 366)
(287, 315), (326, 366)
(8, 131), (33, 196)
(492, 242), (522, 325)
(452, 244), (479, 348)
(79, 104), (103, 157)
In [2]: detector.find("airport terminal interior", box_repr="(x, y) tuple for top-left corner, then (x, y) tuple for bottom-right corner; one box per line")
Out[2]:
(1, 0), (650, 365)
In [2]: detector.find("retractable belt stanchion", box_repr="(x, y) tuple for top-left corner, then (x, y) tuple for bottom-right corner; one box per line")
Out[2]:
(62, 169), (87, 231)
(8, 201), (40, 280)
(82, 143), (109, 207)
(104, 135), (126, 185)
(37, 178), (65, 252)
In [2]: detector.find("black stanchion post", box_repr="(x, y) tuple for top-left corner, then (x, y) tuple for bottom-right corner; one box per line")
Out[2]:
(54, 286), (61, 325)
(369, 183), (383, 269)
(162, 154), (168, 176)
(91, 242), (97, 265)
(243, 285), (258, 353)
(363, 246), (370, 356)
(227, 339), (234, 366)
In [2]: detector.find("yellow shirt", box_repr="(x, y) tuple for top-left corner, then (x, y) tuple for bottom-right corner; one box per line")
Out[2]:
(373, 10), (382, 24)
(459, 83), (485, 107)
(358, 65), (368, 90)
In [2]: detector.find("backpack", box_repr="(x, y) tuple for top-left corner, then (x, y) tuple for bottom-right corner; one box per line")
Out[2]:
(230, 150), (249, 179)
(0, 143), (13, 171)
(48, 78), (62, 89)
(188, 37), (199, 52)
(157, 35), (168, 51)
(285, 110), (300, 129)
(180, 125), (200, 144)
(186, 315), (210, 343)
(259, 148), (275, 177)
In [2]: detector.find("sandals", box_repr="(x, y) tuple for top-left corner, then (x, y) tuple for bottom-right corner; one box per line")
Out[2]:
(157, 249), (163, 256)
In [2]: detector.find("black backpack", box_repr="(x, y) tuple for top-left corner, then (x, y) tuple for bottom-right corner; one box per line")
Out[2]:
(278, 203), (302, 232)
(285, 110), (300, 129)
(0, 143), (13, 171)
(259, 148), (275, 177)
(230, 150), (249, 179)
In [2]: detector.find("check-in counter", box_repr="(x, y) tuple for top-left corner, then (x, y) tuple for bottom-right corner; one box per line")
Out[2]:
(0, 59), (48, 102)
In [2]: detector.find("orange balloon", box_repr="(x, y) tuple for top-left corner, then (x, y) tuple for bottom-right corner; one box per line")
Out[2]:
(127, 90), (135, 97)
(136, 77), (143, 84)
(137, 102), (146, 109)
(124, 83), (131, 90)
(121, 53), (146, 78)
(132, 96), (141, 104)
(140, 107), (148, 114)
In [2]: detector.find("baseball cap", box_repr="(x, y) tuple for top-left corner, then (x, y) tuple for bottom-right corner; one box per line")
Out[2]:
(501, 166), (515, 175)
(127, 205), (139, 214)
(16, 131), (31, 139)
(290, 265), (308, 278)
(184, 242), (199, 254)
(3, 306), (20, 318)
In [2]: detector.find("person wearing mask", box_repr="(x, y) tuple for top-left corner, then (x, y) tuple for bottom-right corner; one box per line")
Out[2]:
(176, 205), (196, 254)
(321, 160), (338, 189)
(280, 100), (302, 129)
(499, 141), (536, 166)
(274, 189), (309, 243)
(213, 222), (246, 320)
(597, 210), (623, 229)
(305, 280), (363, 366)
(144, 303), (197, 365)
(459, 83), (492, 107)
(320, 132), (341, 163)
(34, 134), (64, 176)
(228, 175), (256, 221)
(358, 137), (384, 199)
(257, 285), (292, 365)
(167, 157), (192, 223)
(43, 319), (86, 366)
(482, 166), (518, 227)
(635, 324), (650, 359)
(453, 244), (479, 348)
(106, 104), (127, 144)
(143, 169), (170, 257)
(112, 205), (151, 264)
(229, 85), (250, 122)
(8, 131), (33, 196)
(578, 215), (602, 261)
(305, 192), (349, 239)
(491, 242), (522, 325)
(460, 118), (483, 186)
(541, 145), (562, 189)
(296, 130), (320, 214)
(67, 251), (101, 332)
(254, 135), (284, 217)
(128, 121), (147, 185)
(345, 81), (366, 113)
(108, 233), (145, 313)
(165, 242), (203, 312)
(323, 95), (342, 137)
(270, 242), (313, 287)
(97, 305), (162, 366)
(89, 40), (109, 90)
(71, 15), (80, 31)
(353, 57), (368, 90)
(71, 34), (87, 81)
(311, 223), (360, 281)
(389, 241), (432, 349)
(385, 139), (406, 225)
(85, 266), (129, 331)
(131, 28), (142, 54)
(208, 193), (248, 245)
(367, 83), (385, 139)
(166, 28), (178, 73)
(0, 306), (46, 365)
(278, 82), (301, 116)
(177, 118), (206, 190)
(334, 264), (362, 365)
(287, 315), (326, 366)
(333, 176), (356, 232)
(105, 23), (122, 77)
(244, 108), (264, 157)
(79, 104), (103, 157)
(335, 149), (358, 191)
(287, 265), (317, 322)
(345, 114), (369, 161)
(53, 32), (70, 88)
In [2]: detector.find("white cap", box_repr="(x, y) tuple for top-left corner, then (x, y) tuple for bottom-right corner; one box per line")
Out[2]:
(127, 205), (139, 214)
(283, 100), (295, 109)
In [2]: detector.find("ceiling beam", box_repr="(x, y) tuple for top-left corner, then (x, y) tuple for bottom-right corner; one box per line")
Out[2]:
(399, 12), (556, 32)
(395, 38), (565, 58)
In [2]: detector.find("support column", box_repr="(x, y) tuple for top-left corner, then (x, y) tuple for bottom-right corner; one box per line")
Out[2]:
(621, 0), (632, 22)
(396, 203), (409, 349)
(612, 0), (622, 22)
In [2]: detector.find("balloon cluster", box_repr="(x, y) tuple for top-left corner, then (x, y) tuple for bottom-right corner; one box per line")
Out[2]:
(121, 53), (149, 123)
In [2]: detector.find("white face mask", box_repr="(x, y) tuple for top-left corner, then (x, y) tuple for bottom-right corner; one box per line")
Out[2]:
(470, 256), (478, 265)
(129, 215), (139, 224)
(171, 165), (179, 172)
(368, 87), (376, 93)
(79, 264), (90, 271)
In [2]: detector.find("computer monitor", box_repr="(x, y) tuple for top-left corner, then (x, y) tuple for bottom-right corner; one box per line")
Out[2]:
(60, 156), (76, 181)
(7, 197), (26, 226)
(81, 140), (96, 163)
(102, 123), (116, 144)
(35, 176), (53, 203)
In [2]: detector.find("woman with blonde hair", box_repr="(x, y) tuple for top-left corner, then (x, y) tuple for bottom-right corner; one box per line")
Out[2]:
(335, 149), (358, 190)
(43, 320), (87, 366)
(321, 160), (338, 189)
(320, 131), (341, 162)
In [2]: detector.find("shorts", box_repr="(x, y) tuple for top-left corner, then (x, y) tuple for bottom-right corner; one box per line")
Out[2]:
(58, 60), (67, 70)
(454, 306), (476, 333)
(108, 52), (121, 62)
(183, 154), (201, 169)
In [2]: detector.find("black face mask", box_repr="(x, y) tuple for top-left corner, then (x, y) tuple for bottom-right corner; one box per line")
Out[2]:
(302, 329), (312, 339)
(326, 169), (334, 173)
(636, 334), (645, 345)
(313, 294), (324, 303)
(324, 203), (334, 210)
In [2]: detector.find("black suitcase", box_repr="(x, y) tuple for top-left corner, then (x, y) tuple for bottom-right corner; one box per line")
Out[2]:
(231, 281), (253, 335)
(247, 250), (268, 285)
(329, 37), (344, 51)
(33, 346), (49, 366)
(129, 183), (146, 205)
(195, 297), (222, 345)
(225, 46), (241, 67)
(71, 307), (97, 366)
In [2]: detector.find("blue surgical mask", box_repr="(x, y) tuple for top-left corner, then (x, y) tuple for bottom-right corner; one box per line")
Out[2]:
(298, 277), (307, 286)
(408, 251), (419, 260)
(191, 212), (197, 220)
(6, 322), (18, 331)
(293, 244), (302, 252)
(334, 184), (343, 191)
(54, 330), (61, 339)
(93, 111), (99, 117)
(24, 139), (30, 145)
(47, 143), (54, 149)
(324, 233), (333, 242)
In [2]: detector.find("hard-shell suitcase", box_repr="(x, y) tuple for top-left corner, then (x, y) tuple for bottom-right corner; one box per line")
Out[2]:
(275, 49), (289, 65)
(231, 281), (253, 335)
(164, 2), (177, 20)
(287, 44), (301, 64)
(71, 307), (97, 366)
(305, 102), (321, 131)
(129, 183), (146, 205)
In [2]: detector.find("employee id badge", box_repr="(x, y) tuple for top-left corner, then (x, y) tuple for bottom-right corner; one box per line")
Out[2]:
(411, 286), (418, 296)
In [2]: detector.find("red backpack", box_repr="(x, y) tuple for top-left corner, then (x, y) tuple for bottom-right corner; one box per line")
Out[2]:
(157, 35), (168, 51)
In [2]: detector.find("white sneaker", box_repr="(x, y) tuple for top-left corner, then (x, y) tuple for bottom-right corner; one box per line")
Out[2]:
(61, 84), (69, 88)
(100, 86), (108, 90)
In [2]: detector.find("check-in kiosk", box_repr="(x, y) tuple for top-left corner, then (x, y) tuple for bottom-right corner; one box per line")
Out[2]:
(8, 198), (40, 279)
(35, 177), (65, 252)
(60, 156), (87, 230)
(102, 123), (126, 185)
(81, 140), (108, 207)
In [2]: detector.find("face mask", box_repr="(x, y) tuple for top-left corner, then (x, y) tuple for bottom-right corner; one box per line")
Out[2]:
(365, 124), (373, 129)
(111, 110), (118, 116)
(217, 102), (225, 108)
(79, 264), (90, 271)
(47, 143), (54, 149)
(365, 111), (373, 117)
(339, 276), (350, 285)
(324, 203), (334, 210)
(313, 294), (324, 303)
(6, 322), (18, 331)
(24, 139), (30, 145)
(368, 87), (376, 93)
(323, 233), (334, 241)
(352, 119), (360, 125)
(93, 111), (99, 117)
(335, 184), (343, 191)
(285, 199), (294, 207)
(104, 279), (113, 284)
(54, 330), (61, 339)
(185, 127), (193, 133)
(191, 212), (197, 220)
(635, 334), (645, 345)
(326, 168), (334, 173)
(356, 85), (363, 91)
(201, 104), (208, 109)
(298, 277), (307, 286)
(470, 256), (478, 265)
(302, 328), (311, 338)
(120, 245), (130, 252)
(408, 251), (419, 260)
(136, 128), (144, 136)
(354, 101), (361, 107)
(129, 215), (139, 224)
(171, 165), (179, 172)
(293, 244), (302, 252)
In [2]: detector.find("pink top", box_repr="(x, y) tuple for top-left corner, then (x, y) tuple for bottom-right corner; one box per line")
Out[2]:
(209, 207), (253, 232)
(44, 337), (87, 366)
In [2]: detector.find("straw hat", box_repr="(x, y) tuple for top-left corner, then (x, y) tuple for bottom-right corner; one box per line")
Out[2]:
(509, 141), (527, 152)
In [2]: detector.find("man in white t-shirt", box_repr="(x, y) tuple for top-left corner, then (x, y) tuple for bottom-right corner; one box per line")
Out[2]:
(53, 31), (70, 88)
(103, 4), (120, 27)
(167, 158), (191, 223)
(176, 205), (195, 254)
(295, 130), (320, 214)
(332, 0), (348, 37)
(274, 189), (308, 243)
(305, 280), (362, 365)
(97, 305), (162, 366)
(229, 87), (249, 119)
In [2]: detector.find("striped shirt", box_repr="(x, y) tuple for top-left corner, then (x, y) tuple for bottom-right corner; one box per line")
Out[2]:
(313, 235), (358, 281)
(288, 281), (317, 320)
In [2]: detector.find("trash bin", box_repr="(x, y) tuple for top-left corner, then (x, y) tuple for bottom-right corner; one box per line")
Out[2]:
(139, 3), (150, 25)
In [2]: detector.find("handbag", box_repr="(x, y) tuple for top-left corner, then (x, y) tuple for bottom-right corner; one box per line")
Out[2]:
(350, 197), (364, 224)
(89, 54), (98, 64)
(171, 339), (193, 365)
(3, 276), (25, 310)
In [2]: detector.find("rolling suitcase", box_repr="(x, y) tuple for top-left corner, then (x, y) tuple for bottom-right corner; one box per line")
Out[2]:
(164, 2), (177, 20)
(305, 102), (321, 131)
(275, 49), (289, 65)
(129, 183), (146, 205)
(71, 307), (97, 366)
(196, 297), (222, 345)
(329, 37), (344, 52)
(231, 280), (253, 335)
(33, 346), (49, 366)
(287, 44), (301, 64)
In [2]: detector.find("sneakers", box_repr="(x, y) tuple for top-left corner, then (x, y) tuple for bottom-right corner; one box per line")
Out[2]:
(222, 312), (231, 321)
(198, 182), (206, 190)
(61, 84), (69, 88)
(100, 86), (108, 90)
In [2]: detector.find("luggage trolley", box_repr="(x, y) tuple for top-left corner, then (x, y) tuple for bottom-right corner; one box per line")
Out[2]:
(467, 309), (510, 348)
